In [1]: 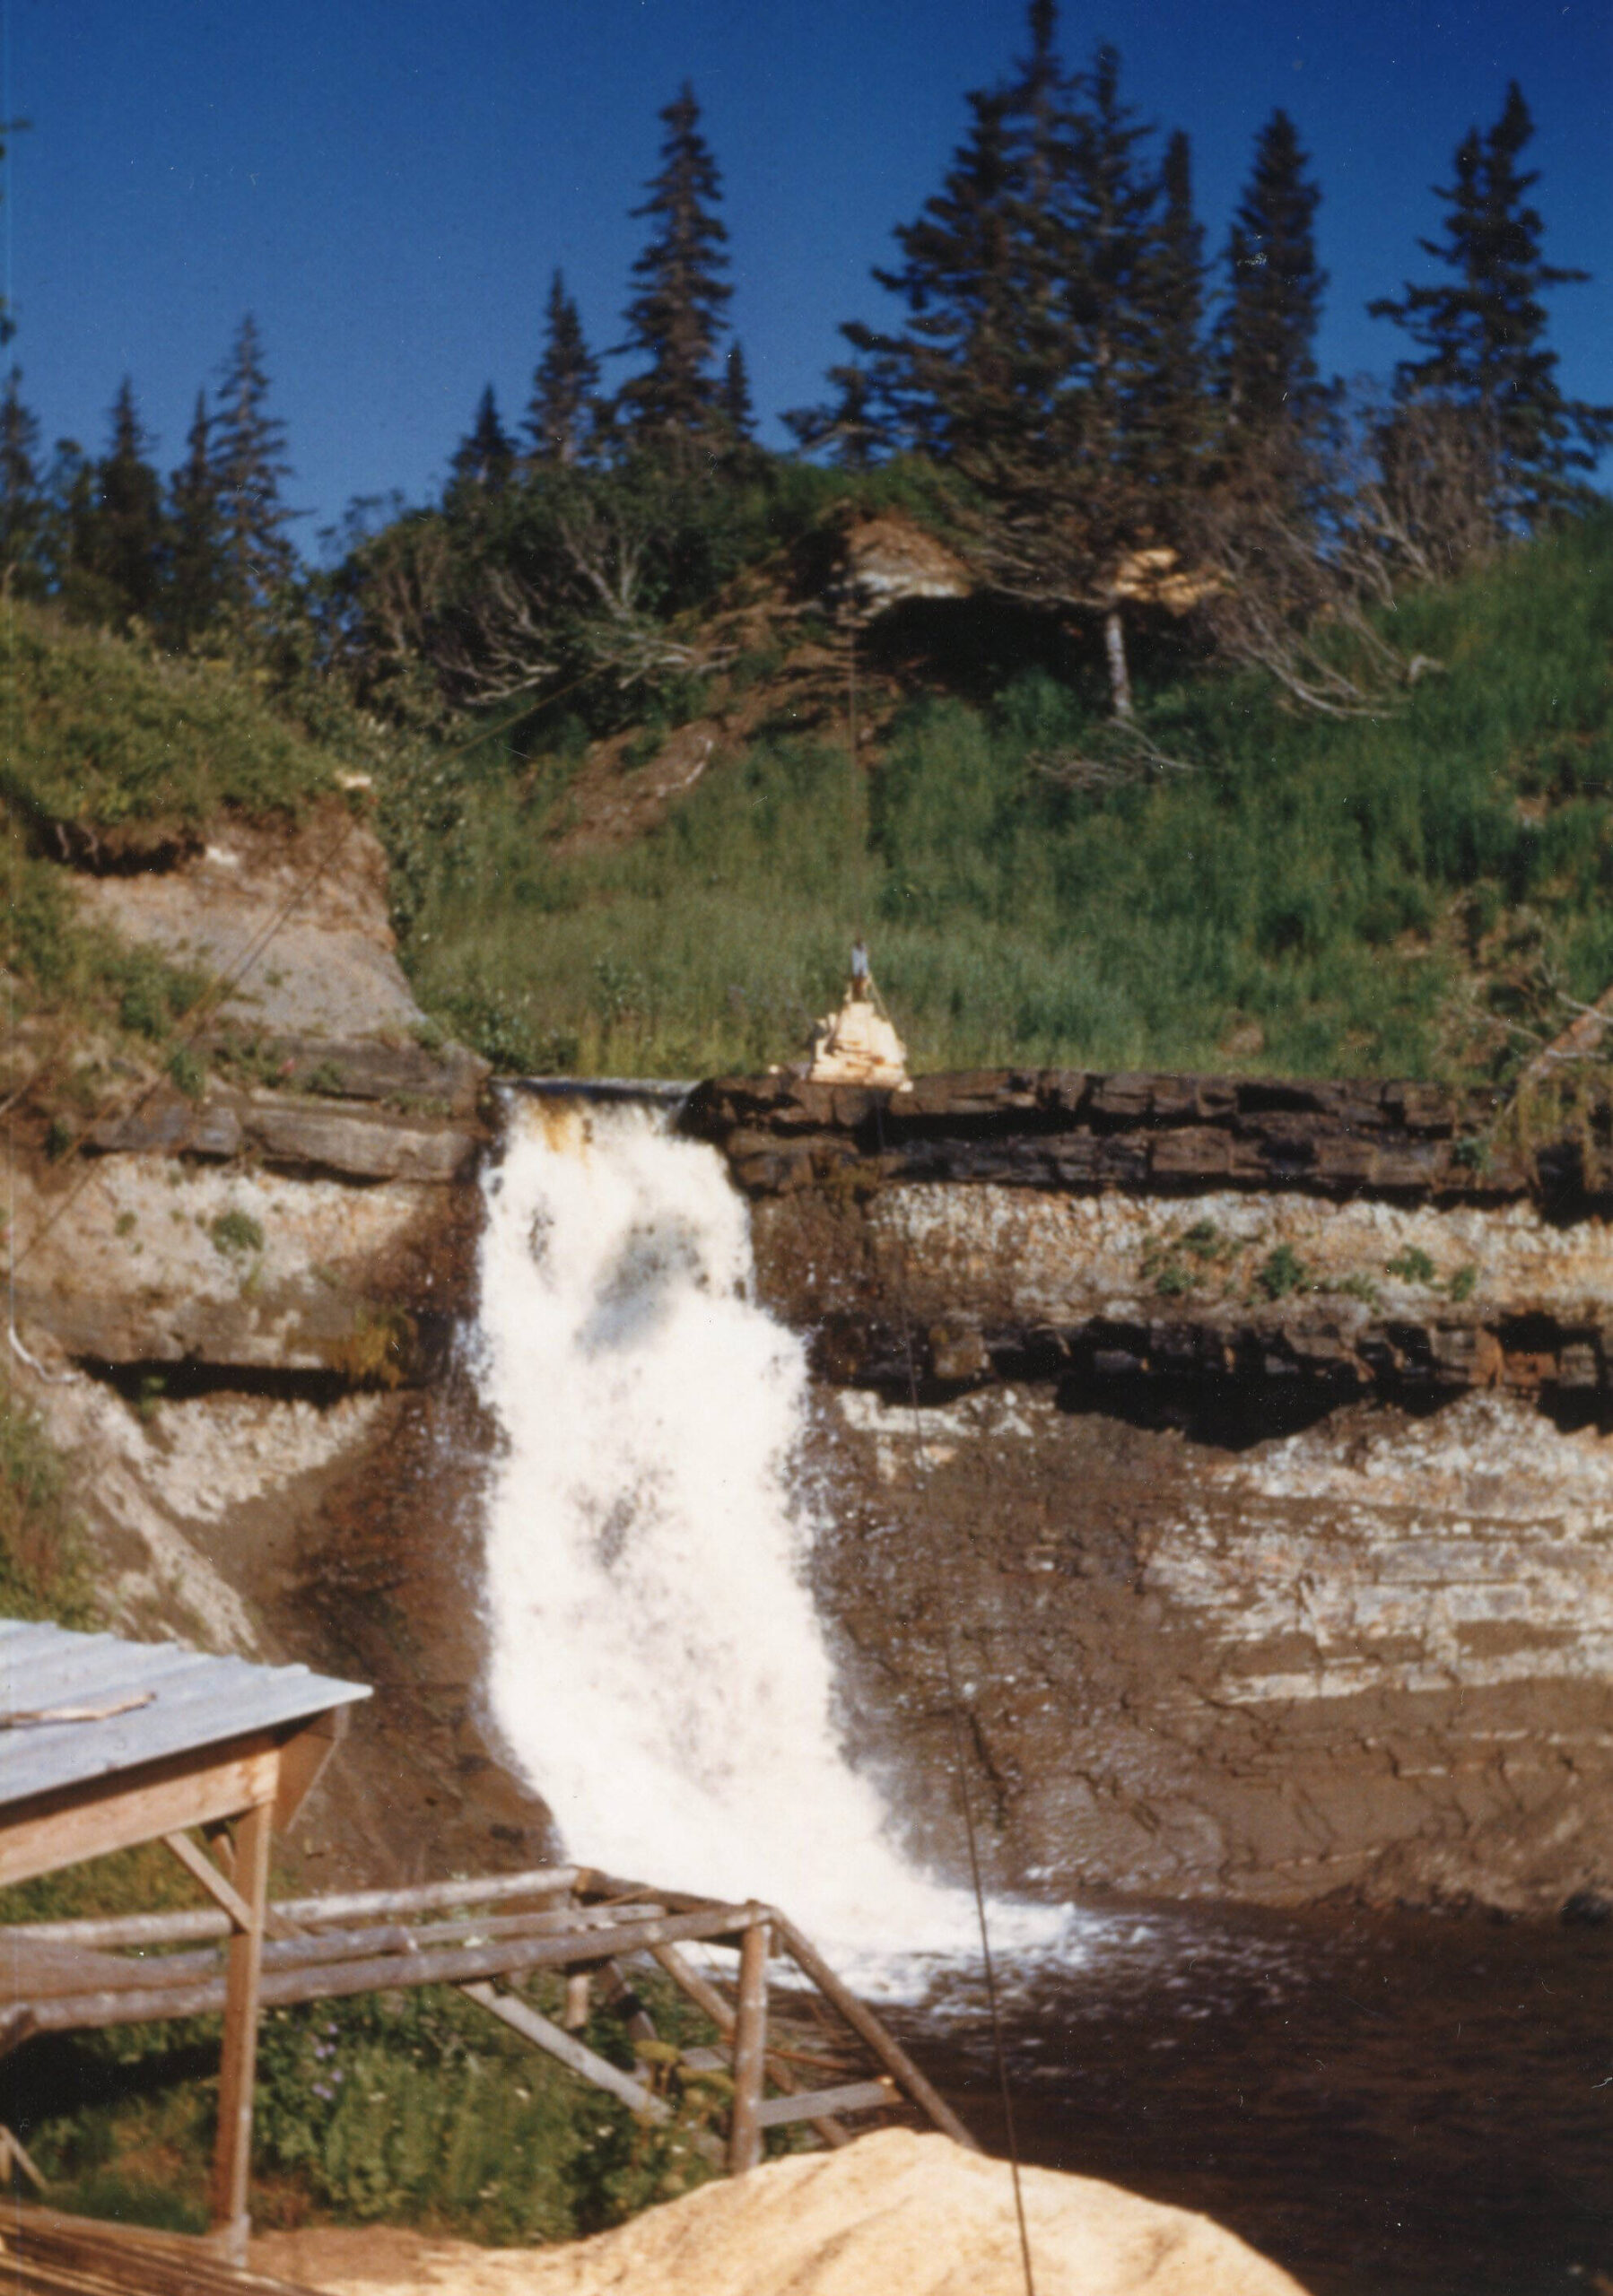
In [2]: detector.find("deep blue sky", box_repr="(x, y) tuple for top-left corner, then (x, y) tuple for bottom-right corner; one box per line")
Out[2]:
(6, 0), (1609, 538)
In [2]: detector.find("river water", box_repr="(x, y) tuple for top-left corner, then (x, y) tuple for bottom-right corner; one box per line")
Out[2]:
(894, 1895), (1613, 2296)
(475, 1096), (1613, 2295)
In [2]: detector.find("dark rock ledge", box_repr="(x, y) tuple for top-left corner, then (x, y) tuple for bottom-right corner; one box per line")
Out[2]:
(683, 1067), (1603, 1205)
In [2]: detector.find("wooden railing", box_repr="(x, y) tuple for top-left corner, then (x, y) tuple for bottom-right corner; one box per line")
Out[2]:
(3, 1863), (974, 2178)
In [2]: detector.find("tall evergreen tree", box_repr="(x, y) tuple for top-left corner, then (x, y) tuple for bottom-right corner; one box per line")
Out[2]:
(527, 272), (600, 465)
(1062, 43), (1160, 430)
(1369, 82), (1612, 517)
(721, 341), (755, 439)
(0, 369), (43, 593)
(1214, 110), (1327, 434)
(167, 392), (225, 643)
(782, 357), (886, 469)
(616, 83), (732, 452)
(82, 378), (166, 625)
(1136, 129), (1208, 489)
(451, 385), (517, 492)
(211, 317), (297, 611)
(844, 86), (1028, 463)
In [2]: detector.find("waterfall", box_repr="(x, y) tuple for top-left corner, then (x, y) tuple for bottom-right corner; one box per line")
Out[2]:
(475, 1094), (1065, 1976)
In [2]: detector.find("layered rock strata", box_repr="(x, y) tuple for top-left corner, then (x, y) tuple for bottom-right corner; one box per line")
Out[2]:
(686, 1069), (1613, 1911)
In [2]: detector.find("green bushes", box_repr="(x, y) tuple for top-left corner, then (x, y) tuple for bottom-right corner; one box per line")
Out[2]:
(0, 606), (335, 837)
(23, 1974), (730, 2245)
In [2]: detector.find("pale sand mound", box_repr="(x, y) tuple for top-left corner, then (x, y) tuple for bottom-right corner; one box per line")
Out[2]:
(252, 2128), (1309, 2296)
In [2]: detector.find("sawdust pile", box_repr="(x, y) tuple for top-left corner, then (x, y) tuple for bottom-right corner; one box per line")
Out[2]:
(253, 2128), (1309, 2296)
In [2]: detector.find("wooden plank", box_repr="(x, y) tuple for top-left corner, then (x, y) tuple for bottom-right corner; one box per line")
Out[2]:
(209, 1799), (271, 2262)
(163, 1832), (256, 1932)
(458, 1982), (671, 2122)
(0, 2200), (322, 2292)
(650, 1942), (850, 2150)
(754, 2078), (897, 2129)
(772, 1915), (979, 2152)
(5, 1867), (581, 1949)
(0, 1740), (281, 1888)
(727, 1919), (770, 2175)
(29, 1901), (771, 2031)
(271, 1709), (347, 1831)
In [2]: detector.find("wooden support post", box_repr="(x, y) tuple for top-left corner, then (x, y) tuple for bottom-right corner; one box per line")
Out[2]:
(728, 1918), (770, 2175)
(651, 1943), (851, 2149)
(207, 1799), (271, 2264)
(562, 1971), (591, 2031)
(773, 1914), (980, 2152)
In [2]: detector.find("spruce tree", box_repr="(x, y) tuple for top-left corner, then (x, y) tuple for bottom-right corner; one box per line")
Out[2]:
(527, 272), (600, 465)
(83, 378), (166, 625)
(451, 385), (517, 492)
(721, 341), (755, 439)
(616, 83), (732, 453)
(1369, 82), (1612, 517)
(0, 368), (43, 594)
(211, 316), (297, 612)
(846, 86), (1026, 463)
(1214, 110), (1327, 434)
(782, 356), (886, 469)
(167, 392), (224, 643)
(1137, 129), (1208, 488)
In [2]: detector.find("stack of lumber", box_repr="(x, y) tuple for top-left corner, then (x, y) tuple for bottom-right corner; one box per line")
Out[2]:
(0, 2202), (318, 2295)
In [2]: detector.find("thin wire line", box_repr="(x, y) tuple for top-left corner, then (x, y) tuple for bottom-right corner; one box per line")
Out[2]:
(874, 1092), (1037, 2296)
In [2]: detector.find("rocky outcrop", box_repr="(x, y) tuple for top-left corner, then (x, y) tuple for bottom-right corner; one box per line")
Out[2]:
(685, 1069), (1613, 1914)
(0, 809), (547, 1889)
(686, 1068), (1613, 1405)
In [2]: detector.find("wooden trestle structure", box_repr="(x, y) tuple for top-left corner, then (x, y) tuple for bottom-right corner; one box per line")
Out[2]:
(4, 1862), (974, 2185)
(2, 1624), (974, 2284)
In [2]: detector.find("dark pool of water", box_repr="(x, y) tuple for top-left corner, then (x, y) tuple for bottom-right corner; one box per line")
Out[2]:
(889, 1897), (1613, 2296)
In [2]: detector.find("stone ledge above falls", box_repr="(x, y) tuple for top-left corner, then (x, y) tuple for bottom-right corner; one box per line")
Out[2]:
(682, 1067), (1613, 1405)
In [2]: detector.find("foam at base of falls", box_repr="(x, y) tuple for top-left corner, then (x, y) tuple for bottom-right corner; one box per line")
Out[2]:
(475, 1097), (1070, 1987)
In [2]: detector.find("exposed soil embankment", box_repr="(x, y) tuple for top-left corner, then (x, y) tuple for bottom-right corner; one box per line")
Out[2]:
(4, 813), (554, 1886)
(687, 1069), (1613, 1912)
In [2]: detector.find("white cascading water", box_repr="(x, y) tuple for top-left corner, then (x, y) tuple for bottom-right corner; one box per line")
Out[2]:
(475, 1095), (1067, 1979)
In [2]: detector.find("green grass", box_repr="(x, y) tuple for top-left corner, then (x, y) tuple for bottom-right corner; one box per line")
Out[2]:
(0, 1377), (95, 1627)
(0, 604), (338, 839)
(384, 510), (1613, 1083)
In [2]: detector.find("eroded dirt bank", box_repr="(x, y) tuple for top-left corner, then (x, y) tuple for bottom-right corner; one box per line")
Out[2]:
(4, 813), (554, 1884)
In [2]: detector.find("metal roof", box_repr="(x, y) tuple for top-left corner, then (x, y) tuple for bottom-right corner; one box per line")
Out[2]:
(0, 1622), (370, 1809)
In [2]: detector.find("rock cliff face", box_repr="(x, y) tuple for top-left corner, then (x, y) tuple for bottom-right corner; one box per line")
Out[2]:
(4, 813), (553, 1885)
(685, 1070), (1613, 1912)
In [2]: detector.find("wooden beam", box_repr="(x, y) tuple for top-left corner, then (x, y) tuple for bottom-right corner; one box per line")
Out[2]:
(754, 2078), (896, 2129)
(27, 1900), (772, 2032)
(162, 1831), (256, 1932)
(727, 1918), (770, 2175)
(272, 1707), (349, 1831)
(0, 1738), (281, 1888)
(650, 1943), (851, 2150)
(772, 1914), (980, 2152)
(208, 1798), (271, 2264)
(458, 1984), (724, 2167)
(458, 1983), (667, 2122)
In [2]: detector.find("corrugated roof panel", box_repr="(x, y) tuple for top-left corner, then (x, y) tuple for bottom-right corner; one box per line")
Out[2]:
(0, 1633), (208, 1711)
(0, 1626), (370, 1809)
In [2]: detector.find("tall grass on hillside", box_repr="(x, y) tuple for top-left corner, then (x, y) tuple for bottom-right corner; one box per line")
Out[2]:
(389, 512), (1613, 1081)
